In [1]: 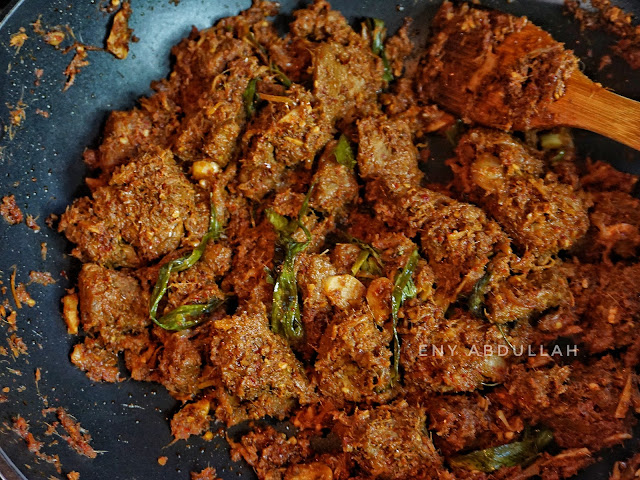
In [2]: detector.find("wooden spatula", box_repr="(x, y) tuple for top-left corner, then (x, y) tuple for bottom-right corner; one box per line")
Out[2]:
(546, 70), (640, 151)
(419, 1), (640, 151)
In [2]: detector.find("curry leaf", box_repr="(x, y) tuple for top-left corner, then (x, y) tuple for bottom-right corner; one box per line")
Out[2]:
(243, 77), (258, 117)
(390, 249), (419, 385)
(269, 185), (315, 342)
(365, 18), (393, 83)
(469, 270), (491, 318)
(450, 428), (554, 473)
(149, 198), (224, 330)
(154, 297), (225, 331)
(333, 134), (356, 169)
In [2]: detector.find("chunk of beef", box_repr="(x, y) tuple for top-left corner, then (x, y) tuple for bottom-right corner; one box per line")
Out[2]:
(209, 304), (313, 424)
(238, 85), (333, 201)
(451, 128), (589, 258)
(60, 149), (197, 267)
(335, 400), (443, 480)
(485, 265), (570, 324)
(402, 306), (511, 393)
(314, 307), (393, 406)
(563, 261), (640, 360)
(155, 330), (203, 401)
(418, 1), (578, 131)
(77, 263), (149, 349)
(426, 393), (525, 457)
(497, 356), (640, 451)
(357, 116), (423, 188)
(311, 140), (358, 216)
(70, 337), (120, 383)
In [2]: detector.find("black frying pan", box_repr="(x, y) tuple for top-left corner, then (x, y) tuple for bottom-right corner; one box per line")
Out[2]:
(0, 0), (639, 479)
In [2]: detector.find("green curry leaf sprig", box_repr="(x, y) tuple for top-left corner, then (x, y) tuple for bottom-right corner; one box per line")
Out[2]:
(450, 428), (554, 472)
(149, 199), (225, 331)
(365, 18), (393, 83)
(267, 185), (315, 342)
(390, 249), (419, 385)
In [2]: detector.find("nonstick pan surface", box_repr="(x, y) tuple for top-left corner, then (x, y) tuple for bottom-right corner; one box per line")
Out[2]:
(0, 0), (639, 479)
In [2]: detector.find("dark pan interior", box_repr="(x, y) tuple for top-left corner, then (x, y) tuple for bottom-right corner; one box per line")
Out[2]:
(0, 0), (639, 479)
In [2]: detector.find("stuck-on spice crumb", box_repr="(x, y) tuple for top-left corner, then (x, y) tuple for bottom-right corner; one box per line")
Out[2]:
(1, 195), (23, 225)
(30, 271), (56, 286)
(106, 1), (133, 59)
(62, 291), (79, 335)
(9, 27), (28, 53)
(26, 214), (40, 232)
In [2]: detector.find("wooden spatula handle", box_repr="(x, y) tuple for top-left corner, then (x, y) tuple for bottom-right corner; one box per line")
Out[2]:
(548, 71), (640, 151)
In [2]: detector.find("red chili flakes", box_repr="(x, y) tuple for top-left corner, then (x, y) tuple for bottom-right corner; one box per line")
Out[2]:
(157, 456), (168, 466)
(36, 108), (50, 118)
(67, 472), (80, 480)
(41, 242), (48, 260)
(1, 195), (24, 224)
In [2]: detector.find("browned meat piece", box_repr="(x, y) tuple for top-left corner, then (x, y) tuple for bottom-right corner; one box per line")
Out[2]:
(70, 337), (120, 383)
(335, 400), (443, 479)
(155, 330), (203, 401)
(402, 306), (512, 393)
(582, 191), (640, 261)
(170, 398), (211, 441)
(367, 181), (512, 303)
(172, 57), (259, 168)
(357, 116), (423, 188)
(314, 307), (393, 406)
(313, 42), (383, 126)
(209, 303), (313, 424)
(222, 217), (277, 305)
(418, 1), (578, 131)
(163, 243), (231, 313)
(169, 32), (253, 115)
(426, 393), (525, 457)
(230, 425), (312, 480)
(497, 356), (640, 451)
(77, 263), (149, 348)
(85, 92), (178, 172)
(563, 261), (640, 360)
(581, 160), (639, 194)
(290, 0), (358, 45)
(311, 140), (358, 216)
(451, 128), (589, 258)
(485, 265), (570, 324)
(60, 149), (197, 267)
(296, 254), (337, 356)
(238, 85), (333, 201)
